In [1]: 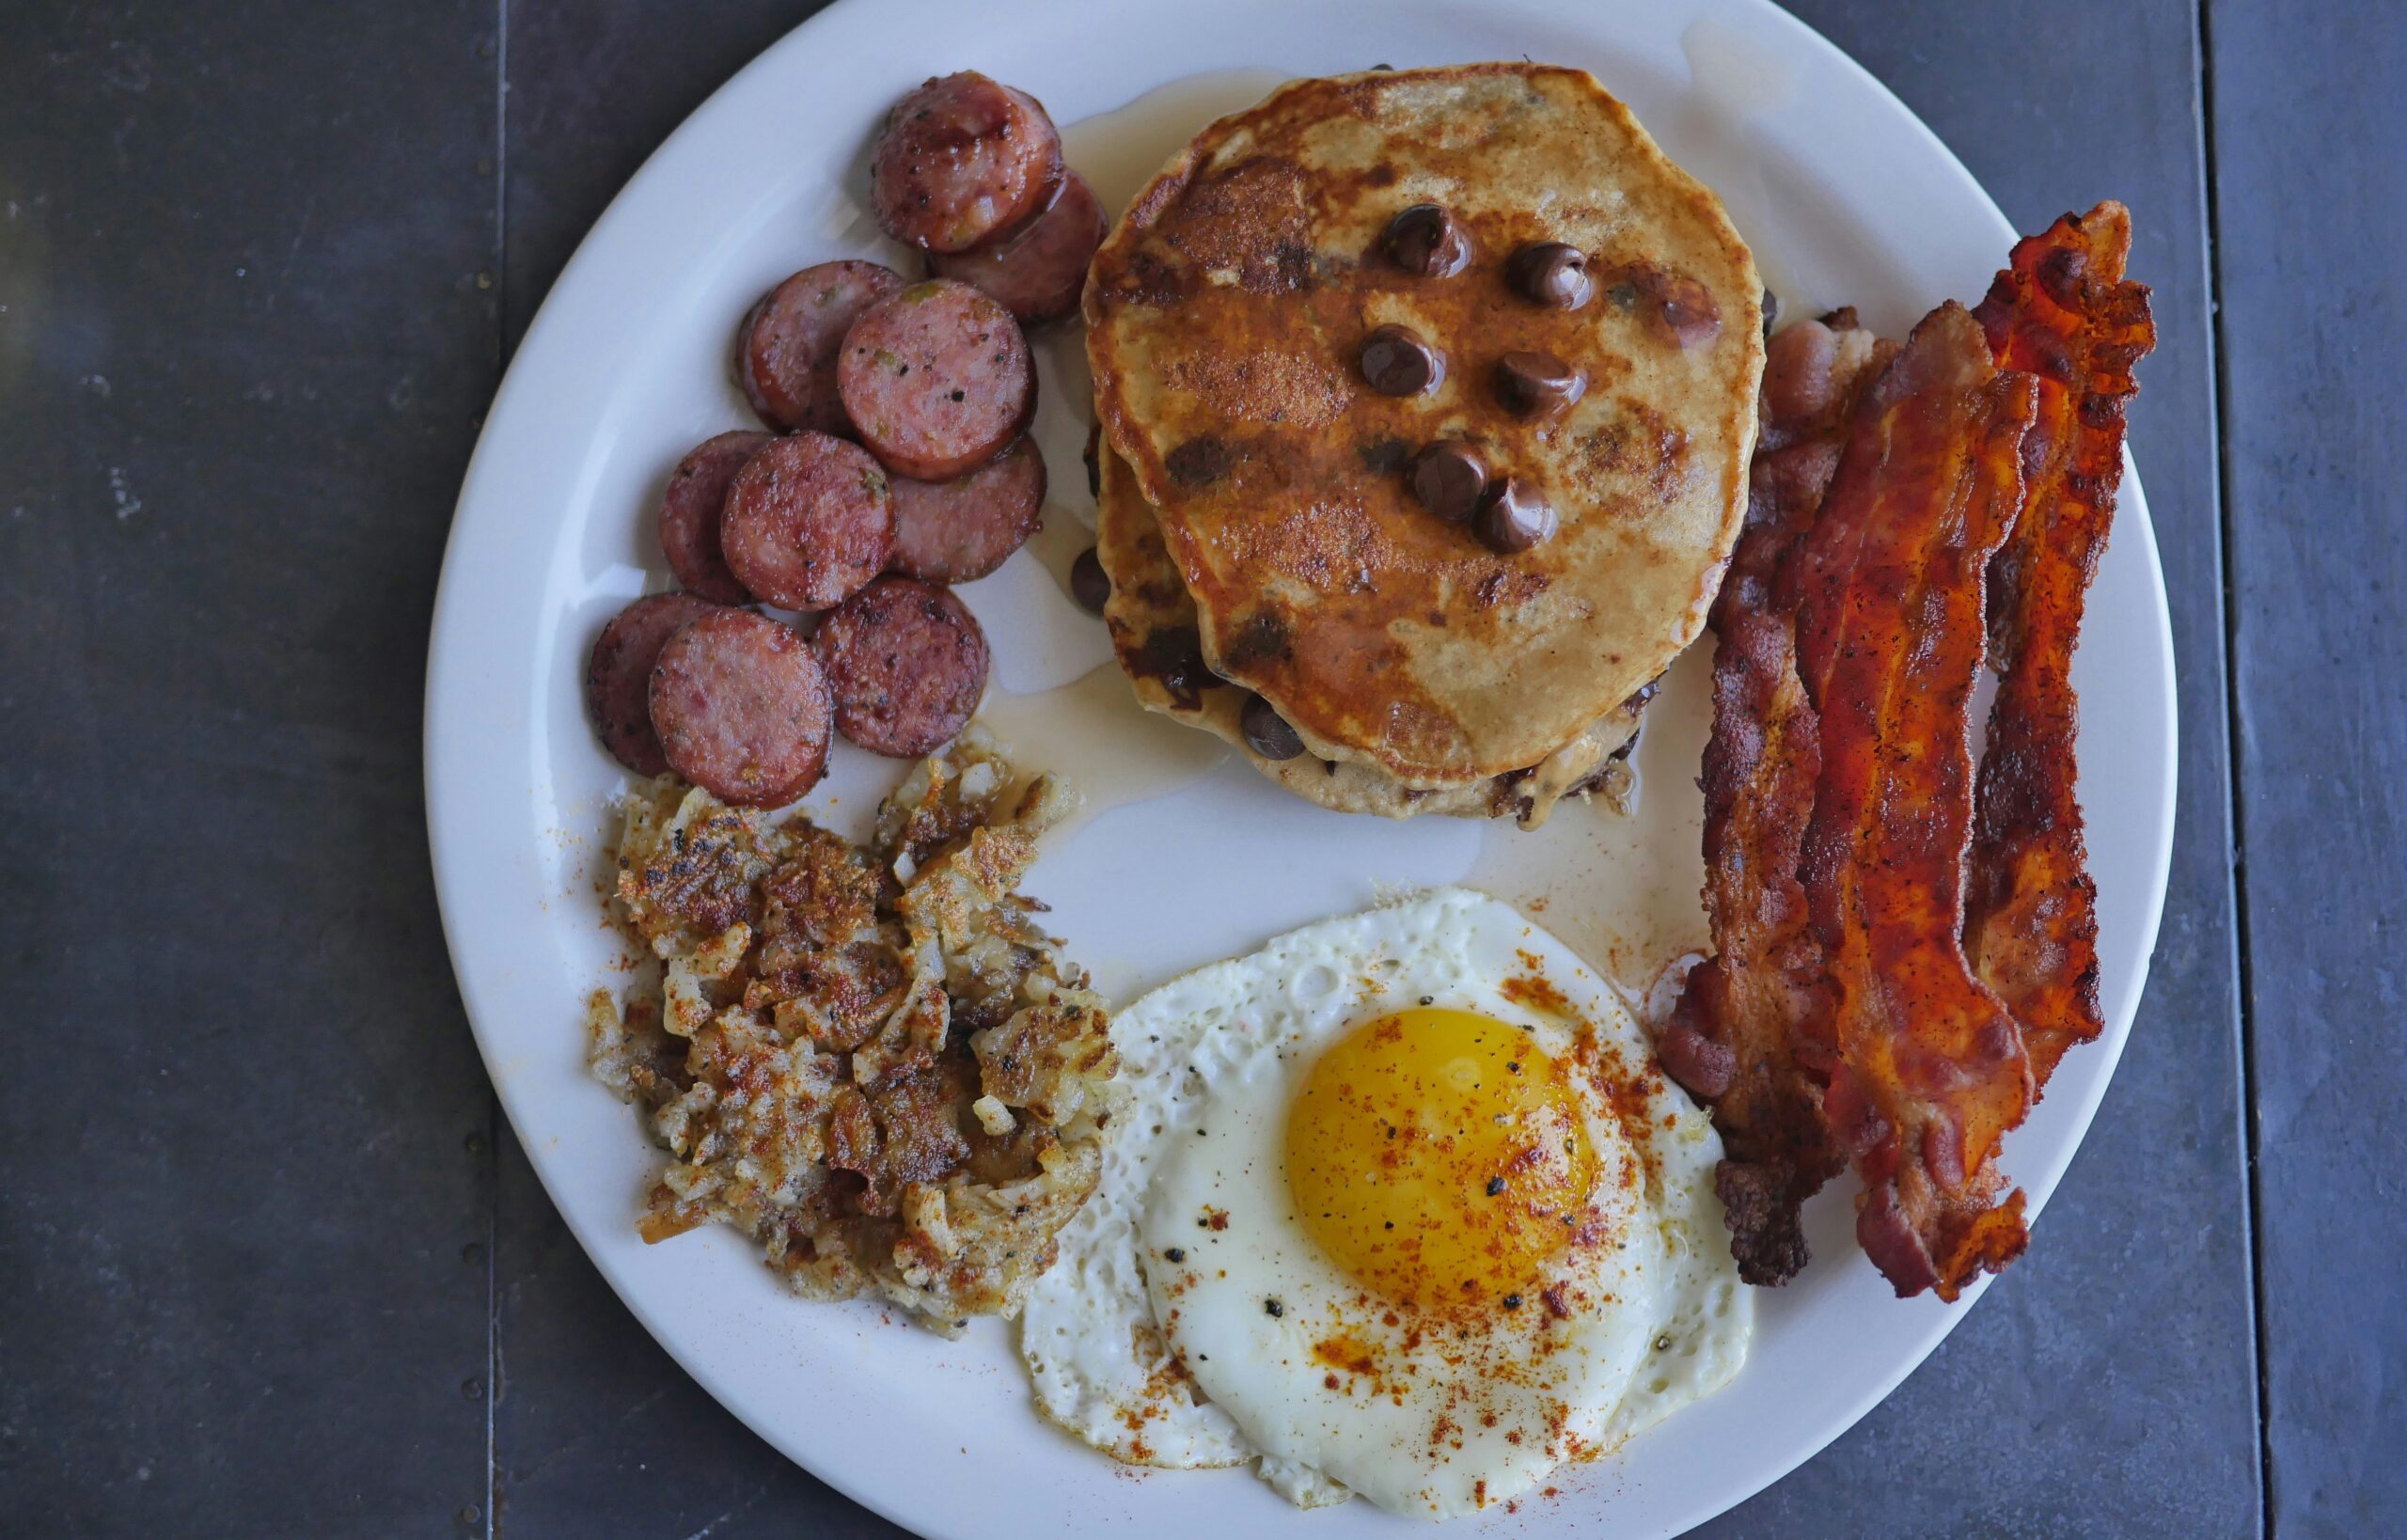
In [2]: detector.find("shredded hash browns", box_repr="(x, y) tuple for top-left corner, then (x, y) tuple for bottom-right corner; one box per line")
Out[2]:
(587, 731), (1118, 1330)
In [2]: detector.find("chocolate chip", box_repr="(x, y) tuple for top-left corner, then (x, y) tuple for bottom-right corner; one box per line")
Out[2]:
(1069, 547), (1110, 615)
(1132, 625), (1218, 710)
(1408, 440), (1488, 522)
(1474, 477), (1557, 554)
(1166, 434), (1235, 488)
(1241, 693), (1305, 761)
(1361, 323), (1444, 397)
(1612, 264), (1723, 347)
(1384, 203), (1471, 278)
(1222, 609), (1292, 669)
(1493, 350), (1586, 419)
(1508, 241), (1592, 308)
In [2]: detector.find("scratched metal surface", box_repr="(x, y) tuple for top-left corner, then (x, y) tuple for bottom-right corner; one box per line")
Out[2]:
(6, 0), (2384, 1534)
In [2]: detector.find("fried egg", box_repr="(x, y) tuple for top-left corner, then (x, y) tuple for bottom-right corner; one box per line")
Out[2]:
(1018, 888), (1750, 1517)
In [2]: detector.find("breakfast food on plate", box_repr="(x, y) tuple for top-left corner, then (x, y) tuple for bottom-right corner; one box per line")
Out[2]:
(1020, 888), (1750, 1516)
(871, 71), (1065, 255)
(590, 733), (1117, 1328)
(720, 432), (897, 610)
(1086, 64), (1764, 824)
(1655, 310), (1896, 1284)
(587, 592), (735, 777)
(583, 81), (1079, 804)
(1094, 446), (1651, 823)
(648, 606), (835, 807)
(838, 278), (1037, 480)
(926, 168), (1108, 324)
(1791, 303), (2040, 1298)
(737, 259), (908, 435)
(657, 430), (776, 603)
(567, 58), (2160, 1522)
(811, 575), (991, 758)
(1965, 206), (2156, 1089)
(886, 435), (1047, 583)
(1659, 205), (2156, 1298)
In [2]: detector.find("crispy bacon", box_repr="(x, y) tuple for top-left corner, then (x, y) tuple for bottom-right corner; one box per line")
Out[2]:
(1792, 303), (2038, 1300)
(1662, 314), (1897, 1284)
(1965, 203), (2157, 1091)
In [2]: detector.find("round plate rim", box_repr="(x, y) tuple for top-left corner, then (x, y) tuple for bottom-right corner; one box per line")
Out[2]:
(422, 1), (2178, 1534)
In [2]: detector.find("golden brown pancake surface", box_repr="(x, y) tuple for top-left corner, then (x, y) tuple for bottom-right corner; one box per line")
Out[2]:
(1087, 63), (1763, 785)
(1093, 446), (1642, 825)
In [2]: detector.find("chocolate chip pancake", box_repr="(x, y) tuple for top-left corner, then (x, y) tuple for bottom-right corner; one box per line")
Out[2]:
(1087, 63), (1762, 790)
(1094, 444), (1645, 825)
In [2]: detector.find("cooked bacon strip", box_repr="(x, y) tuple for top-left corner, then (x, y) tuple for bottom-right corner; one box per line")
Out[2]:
(1661, 313), (1897, 1285)
(1792, 303), (2038, 1300)
(1965, 203), (2157, 1091)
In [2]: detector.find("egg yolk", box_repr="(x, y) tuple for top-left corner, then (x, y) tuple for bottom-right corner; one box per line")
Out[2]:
(1284, 1007), (1597, 1309)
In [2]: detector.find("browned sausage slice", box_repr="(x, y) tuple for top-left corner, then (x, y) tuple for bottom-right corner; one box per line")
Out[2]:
(886, 436), (1046, 584)
(926, 170), (1107, 325)
(649, 608), (832, 807)
(719, 432), (896, 610)
(837, 279), (1035, 481)
(871, 72), (1063, 255)
(586, 592), (728, 776)
(811, 576), (989, 758)
(657, 430), (775, 603)
(736, 260), (905, 434)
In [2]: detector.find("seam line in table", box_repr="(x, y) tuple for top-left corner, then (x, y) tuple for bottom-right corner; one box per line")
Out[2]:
(2195, 1), (2273, 1533)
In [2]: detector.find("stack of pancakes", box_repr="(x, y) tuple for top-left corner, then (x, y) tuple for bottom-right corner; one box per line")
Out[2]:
(1086, 64), (1763, 825)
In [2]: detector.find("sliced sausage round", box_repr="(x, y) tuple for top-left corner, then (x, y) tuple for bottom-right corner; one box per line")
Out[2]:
(587, 592), (729, 776)
(871, 72), (1063, 255)
(887, 436), (1046, 584)
(719, 432), (896, 611)
(649, 608), (832, 807)
(811, 576), (989, 758)
(657, 431), (775, 603)
(735, 260), (905, 434)
(926, 169), (1106, 325)
(838, 279), (1035, 481)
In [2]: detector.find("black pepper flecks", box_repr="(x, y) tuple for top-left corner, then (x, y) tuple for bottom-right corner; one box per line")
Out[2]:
(1486, 1176), (1507, 1196)
(1502, 1294), (1523, 1311)
(1165, 1248), (1186, 1263)
(1264, 1298), (1284, 1318)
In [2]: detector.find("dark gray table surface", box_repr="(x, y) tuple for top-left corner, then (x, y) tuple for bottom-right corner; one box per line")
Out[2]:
(3, 2), (2395, 1535)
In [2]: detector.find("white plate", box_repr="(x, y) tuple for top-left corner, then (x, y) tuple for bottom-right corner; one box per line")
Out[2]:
(424, 1), (2176, 1534)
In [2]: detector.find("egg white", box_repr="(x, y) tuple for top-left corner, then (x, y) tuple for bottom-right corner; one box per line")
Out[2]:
(1017, 887), (1750, 1517)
